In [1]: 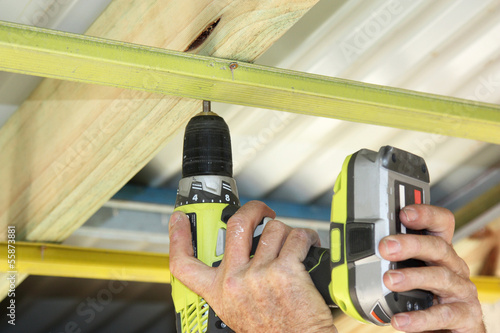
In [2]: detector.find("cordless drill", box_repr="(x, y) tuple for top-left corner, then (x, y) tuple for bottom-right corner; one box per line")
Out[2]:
(171, 101), (267, 333)
(170, 103), (434, 331)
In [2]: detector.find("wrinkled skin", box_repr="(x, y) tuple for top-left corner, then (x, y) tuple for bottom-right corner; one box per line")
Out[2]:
(379, 204), (485, 333)
(169, 201), (485, 333)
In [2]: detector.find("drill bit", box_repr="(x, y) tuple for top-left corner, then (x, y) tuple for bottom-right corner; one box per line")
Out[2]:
(203, 100), (211, 113)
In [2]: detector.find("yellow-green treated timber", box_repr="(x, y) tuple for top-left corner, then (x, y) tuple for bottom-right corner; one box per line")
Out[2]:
(1, 20), (499, 144)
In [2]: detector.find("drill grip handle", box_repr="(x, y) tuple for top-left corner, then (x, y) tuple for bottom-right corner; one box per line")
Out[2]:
(304, 247), (335, 307)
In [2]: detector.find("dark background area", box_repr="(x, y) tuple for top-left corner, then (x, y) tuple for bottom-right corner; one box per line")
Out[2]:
(0, 276), (176, 333)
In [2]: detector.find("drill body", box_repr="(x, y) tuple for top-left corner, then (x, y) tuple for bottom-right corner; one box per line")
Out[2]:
(171, 105), (236, 332)
(170, 104), (433, 330)
(172, 175), (238, 333)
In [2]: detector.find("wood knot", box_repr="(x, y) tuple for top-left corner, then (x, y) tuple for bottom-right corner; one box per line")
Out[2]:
(185, 18), (221, 52)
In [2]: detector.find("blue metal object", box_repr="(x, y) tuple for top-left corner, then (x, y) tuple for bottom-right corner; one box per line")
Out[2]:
(112, 185), (330, 221)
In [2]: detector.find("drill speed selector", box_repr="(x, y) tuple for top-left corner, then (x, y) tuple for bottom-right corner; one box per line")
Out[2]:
(175, 176), (239, 207)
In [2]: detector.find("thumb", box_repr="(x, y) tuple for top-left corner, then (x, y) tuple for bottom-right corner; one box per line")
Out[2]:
(169, 211), (216, 296)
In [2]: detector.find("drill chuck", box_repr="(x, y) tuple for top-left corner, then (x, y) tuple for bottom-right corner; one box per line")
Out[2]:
(182, 111), (233, 178)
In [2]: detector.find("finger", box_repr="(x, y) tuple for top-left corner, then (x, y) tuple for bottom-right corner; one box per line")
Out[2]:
(383, 266), (477, 301)
(379, 234), (470, 278)
(252, 220), (292, 263)
(391, 302), (481, 332)
(278, 228), (321, 263)
(169, 211), (216, 295)
(225, 201), (276, 266)
(400, 204), (455, 243)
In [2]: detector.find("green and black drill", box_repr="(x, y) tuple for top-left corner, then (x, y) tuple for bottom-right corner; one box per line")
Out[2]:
(171, 102), (433, 332)
(170, 101), (268, 332)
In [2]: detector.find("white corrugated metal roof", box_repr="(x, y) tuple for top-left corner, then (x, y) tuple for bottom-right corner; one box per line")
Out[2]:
(135, 0), (500, 206)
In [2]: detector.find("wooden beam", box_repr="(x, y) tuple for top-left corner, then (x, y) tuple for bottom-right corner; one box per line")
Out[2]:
(0, 0), (319, 298)
(1, 20), (500, 144)
(0, 0), (318, 241)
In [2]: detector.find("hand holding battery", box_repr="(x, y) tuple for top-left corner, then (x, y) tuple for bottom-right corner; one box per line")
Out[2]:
(379, 204), (485, 333)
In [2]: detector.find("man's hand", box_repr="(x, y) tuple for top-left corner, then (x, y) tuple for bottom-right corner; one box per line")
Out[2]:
(379, 204), (486, 333)
(169, 201), (337, 333)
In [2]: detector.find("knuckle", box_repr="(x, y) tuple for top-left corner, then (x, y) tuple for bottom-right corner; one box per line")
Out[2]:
(169, 258), (193, 283)
(437, 241), (471, 277)
(436, 235), (448, 252)
(459, 302), (483, 331)
(227, 214), (246, 227)
(433, 236), (450, 261)
(222, 275), (242, 297)
(246, 200), (272, 213)
(424, 205), (455, 234)
(453, 277), (473, 299)
(465, 279), (479, 299)
(420, 204), (436, 222)
(412, 234), (424, 254)
(169, 259), (181, 276)
(460, 258), (471, 278)
(437, 265), (452, 282)
(439, 304), (455, 325)
(268, 262), (291, 284)
(267, 219), (287, 233)
(432, 267), (455, 297)
(247, 200), (266, 208)
(246, 265), (265, 283)
(429, 205), (455, 228)
(289, 228), (310, 243)
(168, 229), (182, 244)
(401, 234), (422, 258)
(226, 215), (249, 238)
(441, 207), (456, 230)
(471, 302), (484, 325)
(265, 220), (292, 241)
